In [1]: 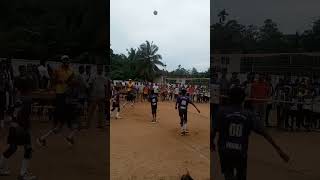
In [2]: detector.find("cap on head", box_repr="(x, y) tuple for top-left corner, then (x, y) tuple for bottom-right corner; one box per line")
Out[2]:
(61, 55), (70, 63)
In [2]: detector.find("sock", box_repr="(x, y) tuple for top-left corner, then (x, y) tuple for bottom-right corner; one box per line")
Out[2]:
(68, 130), (76, 139)
(40, 128), (56, 140)
(0, 155), (8, 169)
(184, 123), (187, 131)
(20, 159), (29, 176)
(116, 112), (119, 118)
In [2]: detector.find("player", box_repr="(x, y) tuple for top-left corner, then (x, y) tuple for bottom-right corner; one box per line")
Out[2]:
(37, 75), (81, 147)
(175, 89), (200, 136)
(180, 169), (193, 180)
(111, 86), (121, 119)
(122, 79), (135, 108)
(211, 87), (290, 180)
(0, 65), (37, 180)
(149, 90), (158, 123)
(87, 64), (108, 128)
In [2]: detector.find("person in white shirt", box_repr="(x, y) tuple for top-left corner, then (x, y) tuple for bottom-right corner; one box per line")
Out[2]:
(38, 60), (50, 89)
(84, 65), (92, 85)
(302, 89), (313, 131)
(174, 86), (180, 100)
(153, 83), (159, 95)
(87, 64), (108, 129)
(139, 83), (144, 102)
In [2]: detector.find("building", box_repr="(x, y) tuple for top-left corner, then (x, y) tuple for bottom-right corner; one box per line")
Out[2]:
(165, 77), (209, 86)
(211, 52), (320, 77)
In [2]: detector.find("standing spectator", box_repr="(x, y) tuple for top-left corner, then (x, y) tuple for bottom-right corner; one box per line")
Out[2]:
(302, 89), (313, 131)
(139, 83), (144, 102)
(219, 71), (229, 105)
(143, 83), (149, 101)
(211, 73), (221, 129)
(250, 73), (269, 126)
(242, 73), (255, 110)
(5, 59), (14, 116)
(174, 85), (180, 100)
(47, 64), (54, 89)
(0, 61), (7, 128)
(84, 65), (92, 86)
(265, 75), (274, 127)
(38, 60), (50, 89)
(75, 65), (90, 125)
(229, 72), (240, 89)
(87, 64), (108, 128)
(153, 83), (159, 96)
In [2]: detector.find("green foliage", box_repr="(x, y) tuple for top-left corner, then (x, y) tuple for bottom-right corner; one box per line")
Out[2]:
(111, 42), (209, 81)
(212, 9), (320, 52)
(0, 0), (107, 60)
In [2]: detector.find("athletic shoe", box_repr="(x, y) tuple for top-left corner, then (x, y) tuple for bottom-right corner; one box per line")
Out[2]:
(180, 131), (185, 136)
(36, 138), (46, 147)
(152, 121), (157, 124)
(0, 168), (10, 176)
(17, 172), (37, 180)
(185, 129), (189, 133)
(65, 137), (74, 146)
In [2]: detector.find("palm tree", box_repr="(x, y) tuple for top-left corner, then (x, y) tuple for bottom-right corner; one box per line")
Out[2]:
(137, 41), (164, 81)
(126, 48), (138, 78)
(218, 9), (228, 24)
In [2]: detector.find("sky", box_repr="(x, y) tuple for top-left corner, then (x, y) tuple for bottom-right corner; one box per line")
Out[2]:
(211, 0), (320, 34)
(111, 0), (210, 72)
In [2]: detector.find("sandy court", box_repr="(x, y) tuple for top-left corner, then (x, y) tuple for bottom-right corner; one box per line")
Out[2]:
(111, 101), (210, 180)
(212, 118), (320, 180)
(0, 114), (108, 180)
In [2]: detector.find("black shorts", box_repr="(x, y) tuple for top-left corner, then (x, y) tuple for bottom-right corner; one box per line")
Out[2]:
(127, 93), (134, 101)
(111, 102), (120, 112)
(54, 94), (67, 124)
(7, 127), (31, 145)
(65, 104), (80, 129)
(54, 94), (79, 129)
(0, 91), (6, 111)
(151, 105), (157, 114)
(218, 150), (247, 179)
(179, 110), (188, 122)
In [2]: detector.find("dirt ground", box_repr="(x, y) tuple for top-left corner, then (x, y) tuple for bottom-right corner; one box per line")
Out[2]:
(111, 101), (211, 180)
(0, 113), (108, 180)
(2, 100), (320, 180)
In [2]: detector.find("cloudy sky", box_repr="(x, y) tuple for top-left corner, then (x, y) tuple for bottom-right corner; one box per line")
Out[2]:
(111, 0), (210, 72)
(212, 0), (320, 34)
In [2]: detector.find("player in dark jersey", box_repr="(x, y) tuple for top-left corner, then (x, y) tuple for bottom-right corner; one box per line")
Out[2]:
(180, 169), (193, 180)
(111, 86), (121, 119)
(149, 90), (158, 123)
(175, 89), (200, 136)
(211, 87), (289, 180)
(0, 65), (37, 180)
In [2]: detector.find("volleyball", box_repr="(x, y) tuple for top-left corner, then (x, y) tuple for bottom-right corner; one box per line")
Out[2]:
(153, 10), (158, 15)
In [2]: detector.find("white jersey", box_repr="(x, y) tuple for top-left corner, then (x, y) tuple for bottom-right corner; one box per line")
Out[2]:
(303, 95), (313, 110)
(313, 96), (320, 113)
(210, 83), (220, 104)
